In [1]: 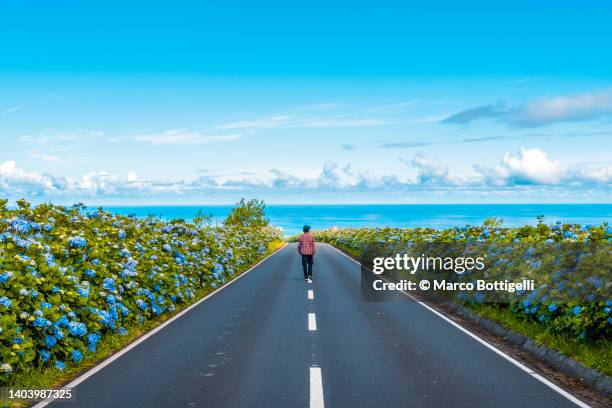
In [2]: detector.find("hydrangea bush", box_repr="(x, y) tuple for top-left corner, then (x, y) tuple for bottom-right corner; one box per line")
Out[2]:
(305, 220), (611, 340)
(0, 199), (282, 380)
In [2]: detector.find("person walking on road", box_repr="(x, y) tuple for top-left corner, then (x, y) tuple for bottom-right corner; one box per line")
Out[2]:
(297, 225), (316, 282)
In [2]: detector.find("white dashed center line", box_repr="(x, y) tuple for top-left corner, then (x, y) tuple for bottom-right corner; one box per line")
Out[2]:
(310, 366), (325, 408)
(308, 290), (314, 300)
(308, 313), (317, 331)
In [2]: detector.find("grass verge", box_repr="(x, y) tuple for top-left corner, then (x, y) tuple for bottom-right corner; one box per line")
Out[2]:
(466, 303), (612, 377)
(1, 241), (285, 407)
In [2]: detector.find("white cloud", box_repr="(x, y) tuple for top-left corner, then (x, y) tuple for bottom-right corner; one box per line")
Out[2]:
(443, 90), (612, 127)
(0, 161), (68, 196)
(519, 91), (612, 126)
(0, 149), (609, 200)
(408, 153), (456, 185)
(134, 130), (241, 145)
(474, 148), (611, 185)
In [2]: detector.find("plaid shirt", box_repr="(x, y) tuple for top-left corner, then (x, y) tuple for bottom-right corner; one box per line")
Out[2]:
(297, 233), (316, 255)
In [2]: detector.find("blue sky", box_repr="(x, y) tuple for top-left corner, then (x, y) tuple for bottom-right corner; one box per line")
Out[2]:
(1, 1), (611, 204)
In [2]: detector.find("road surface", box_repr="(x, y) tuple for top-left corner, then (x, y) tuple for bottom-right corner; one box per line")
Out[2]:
(45, 243), (586, 408)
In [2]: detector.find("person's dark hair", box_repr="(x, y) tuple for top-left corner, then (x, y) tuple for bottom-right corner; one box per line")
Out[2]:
(303, 225), (311, 233)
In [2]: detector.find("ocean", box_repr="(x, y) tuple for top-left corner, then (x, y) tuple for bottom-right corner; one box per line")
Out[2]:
(103, 204), (612, 236)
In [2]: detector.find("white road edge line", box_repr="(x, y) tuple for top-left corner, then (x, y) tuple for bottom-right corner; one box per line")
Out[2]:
(310, 366), (325, 408)
(325, 243), (591, 408)
(308, 313), (317, 331)
(33, 244), (287, 408)
(308, 289), (314, 300)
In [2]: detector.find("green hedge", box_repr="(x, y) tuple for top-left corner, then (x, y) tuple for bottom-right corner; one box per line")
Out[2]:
(0, 199), (282, 380)
(301, 221), (611, 340)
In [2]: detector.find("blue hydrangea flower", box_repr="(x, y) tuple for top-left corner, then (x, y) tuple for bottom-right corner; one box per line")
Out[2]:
(548, 303), (558, 313)
(72, 349), (83, 362)
(68, 236), (87, 248)
(33, 316), (52, 328)
(87, 333), (100, 346)
(77, 286), (89, 298)
(0, 296), (12, 308)
(44, 253), (56, 267)
(0, 272), (13, 283)
(152, 304), (163, 316)
(39, 349), (51, 362)
(55, 315), (69, 327)
(55, 328), (66, 341)
(136, 299), (147, 310)
(102, 278), (115, 292)
(45, 335), (58, 348)
(573, 306), (582, 315)
(68, 321), (87, 337)
(15, 237), (32, 248)
(11, 218), (31, 234)
(98, 310), (115, 328)
(54, 361), (66, 371)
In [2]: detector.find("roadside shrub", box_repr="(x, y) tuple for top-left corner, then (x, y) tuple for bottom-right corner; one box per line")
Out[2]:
(0, 199), (281, 381)
(303, 222), (611, 340)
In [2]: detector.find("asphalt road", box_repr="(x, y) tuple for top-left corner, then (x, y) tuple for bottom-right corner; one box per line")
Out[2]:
(45, 243), (586, 408)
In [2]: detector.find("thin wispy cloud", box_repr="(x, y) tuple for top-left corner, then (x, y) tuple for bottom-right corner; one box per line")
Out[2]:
(2, 106), (22, 114)
(405, 115), (448, 124)
(217, 115), (291, 130)
(442, 90), (612, 127)
(28, 152), (68, 164)
(341, 144), (357, 150)
(217, 114), (389, 130)
(369, 99), (419, 114)
(459, 136), (506, 143)
(380, 141), (433, 148)
(19, 130), (107, 147)
(134, 130), (241, 145)
(304, 102), (342, 110)
(513, 76), (547, 84)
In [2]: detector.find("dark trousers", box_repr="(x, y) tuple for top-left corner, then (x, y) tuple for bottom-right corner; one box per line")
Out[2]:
(301, 254), (313, 278)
